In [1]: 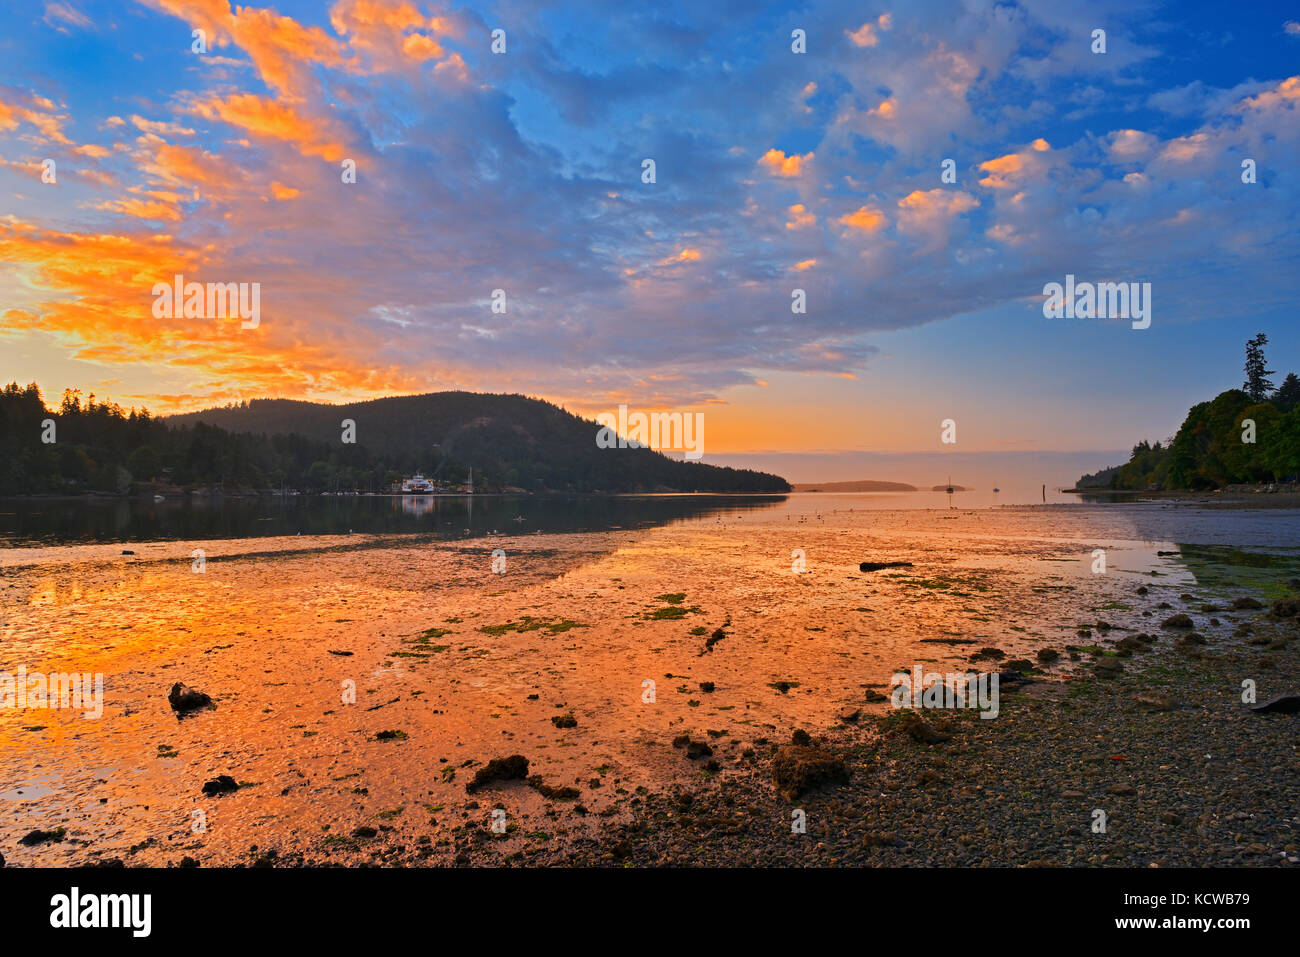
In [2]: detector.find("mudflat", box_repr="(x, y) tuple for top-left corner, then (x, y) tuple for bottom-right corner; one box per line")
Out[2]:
(2, 498), (1297, 866)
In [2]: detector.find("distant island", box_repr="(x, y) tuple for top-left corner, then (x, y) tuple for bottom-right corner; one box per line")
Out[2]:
(1074, 334), (1298, 491)
(0, 386), (792, 496)
(793, 480), (916, 492)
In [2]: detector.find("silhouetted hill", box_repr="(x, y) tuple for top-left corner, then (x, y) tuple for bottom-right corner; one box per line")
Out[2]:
(165, 392), (791, 493)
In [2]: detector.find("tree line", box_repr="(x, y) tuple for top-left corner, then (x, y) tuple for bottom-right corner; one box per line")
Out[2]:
(0, 384), (791, 495)
(1077, 334), (1300, 490)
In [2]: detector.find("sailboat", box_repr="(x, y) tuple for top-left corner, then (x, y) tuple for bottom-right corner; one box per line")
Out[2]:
(945, 475), (954, 495)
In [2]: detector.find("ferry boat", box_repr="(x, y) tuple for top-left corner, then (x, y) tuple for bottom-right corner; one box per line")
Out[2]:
(401, 474), (435, 494)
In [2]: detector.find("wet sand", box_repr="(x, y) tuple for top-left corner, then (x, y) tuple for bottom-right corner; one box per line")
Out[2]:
(2, 498), (1298, 866)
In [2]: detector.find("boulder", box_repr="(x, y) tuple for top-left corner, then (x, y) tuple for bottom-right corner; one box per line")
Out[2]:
(1270, 598), (1300, 619)
(1250, 695), (1300, 714)
(168, 682), (214, 715)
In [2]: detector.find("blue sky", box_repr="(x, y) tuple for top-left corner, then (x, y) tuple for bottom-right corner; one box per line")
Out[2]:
(0, 0), (1296, 464)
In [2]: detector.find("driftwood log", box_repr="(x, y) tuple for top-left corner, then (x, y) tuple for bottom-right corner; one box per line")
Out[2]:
(858, 561), (914, 572)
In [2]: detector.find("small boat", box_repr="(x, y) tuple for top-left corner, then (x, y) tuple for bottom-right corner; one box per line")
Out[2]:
(945, 476), (954, 495)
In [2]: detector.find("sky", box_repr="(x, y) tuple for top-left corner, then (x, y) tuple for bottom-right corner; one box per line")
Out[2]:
(1, 0), (1297, 472)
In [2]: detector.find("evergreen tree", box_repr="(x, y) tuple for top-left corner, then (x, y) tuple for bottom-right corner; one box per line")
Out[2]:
(1274, 372), (1300, 412)
(1242, 333), (1275, 402)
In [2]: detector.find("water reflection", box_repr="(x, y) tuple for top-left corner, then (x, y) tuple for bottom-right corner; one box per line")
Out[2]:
(398, 495), (436, 518)
(0, 494), (789, 547)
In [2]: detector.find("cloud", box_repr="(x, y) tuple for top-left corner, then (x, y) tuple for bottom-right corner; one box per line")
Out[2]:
(758, 148), (813, 178)
(191, 94), (349, 161)
(846, 13), (892, 48)
(131, 115), (197, 137)
(2, 1), (1298, 417)
(785, 204), (815, 230)
(838, 206), (887, 233)
(42, 2), (93, 33)
(896, 189), (979, 250)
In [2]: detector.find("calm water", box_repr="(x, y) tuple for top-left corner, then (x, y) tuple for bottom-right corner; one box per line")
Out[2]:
(0, 494), (789, 546)
(4, 488), (1299, 551)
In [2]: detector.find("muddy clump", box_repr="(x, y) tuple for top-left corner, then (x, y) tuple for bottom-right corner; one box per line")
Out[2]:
(465, 755), (530, 793)
(772, 735), (849, 800)
(201, 775), (240, 796)
(19, 828), (66, 846)
(528, 776), (581, 800)
(895, 711), (953, 744)
(672, 735), (714, 760)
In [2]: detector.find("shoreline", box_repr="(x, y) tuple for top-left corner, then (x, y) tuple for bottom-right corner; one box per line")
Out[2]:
(1067, 487), (1300, 509)
(3, 506), (1298, 868)
(549, 594), (1300, 867)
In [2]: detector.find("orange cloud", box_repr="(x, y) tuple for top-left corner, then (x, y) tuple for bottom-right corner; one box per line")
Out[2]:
(847, 13), (892, 47)
(978, 152), (1023, 188)
(1237, 75), (1300, 112)
(131, 115), (196, 137)
(134, 134), (237, 193)
(897, 189), (978, 214)
(95, 195), (183, 222)
(192, 94), (348, 161)
(871, 97), (897, 119)
(146, 1), (346, 99)
(0, 217), (428, 411)
(838, 205), (887, 233)
(1159, 132), (1210, 162)
(758, 148), (812, 178)
(331, 0), (465, 74)
(402, 32), (444, 61)
(658, 248), (702, 266)
(0, 92), (71, 144)
(785, 203), (815, 229)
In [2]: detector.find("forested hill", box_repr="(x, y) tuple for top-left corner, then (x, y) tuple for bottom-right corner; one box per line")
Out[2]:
(1074, 336), (1299, 491)
(0, 386), (790, 495)
(162, 392), (791, 494)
